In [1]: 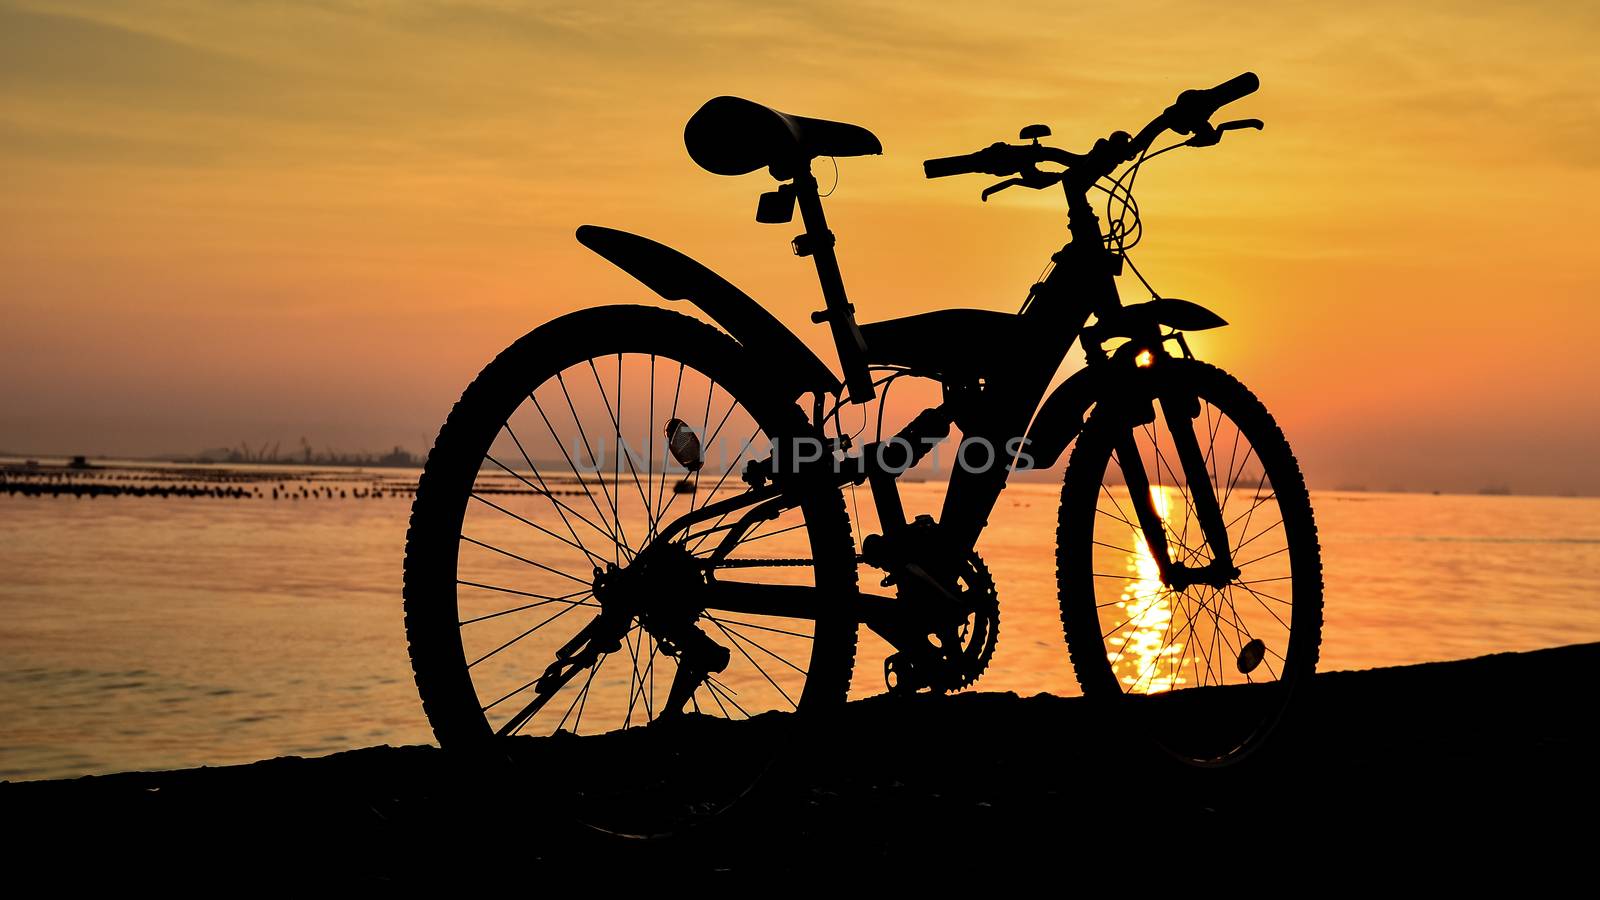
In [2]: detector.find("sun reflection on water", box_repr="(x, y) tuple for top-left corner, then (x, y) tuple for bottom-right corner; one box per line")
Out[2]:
(1107, 486), (1186, 694)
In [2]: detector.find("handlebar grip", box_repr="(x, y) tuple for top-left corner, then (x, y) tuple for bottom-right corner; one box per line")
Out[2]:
(1169, 72), (1259, 133)
(1206, 72), (1259, 108)
(923, 154), (980, 178)
(924, 143), (1016, 178)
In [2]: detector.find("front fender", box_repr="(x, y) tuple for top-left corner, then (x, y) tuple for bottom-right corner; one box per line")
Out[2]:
(1093, 298), (1228, 339)
(577, 225), (842, 402)
(1025, 299), (1228, 469)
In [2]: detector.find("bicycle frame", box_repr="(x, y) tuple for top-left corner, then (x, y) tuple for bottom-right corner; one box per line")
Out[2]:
(601, 156), (1238, 653)
(788, 162), (1124, 557)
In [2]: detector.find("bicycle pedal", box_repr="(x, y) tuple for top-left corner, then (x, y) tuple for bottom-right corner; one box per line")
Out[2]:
(883, 653), (926, 695)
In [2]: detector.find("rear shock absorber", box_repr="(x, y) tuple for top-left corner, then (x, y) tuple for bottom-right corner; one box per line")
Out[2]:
(843, 406), (953, 483)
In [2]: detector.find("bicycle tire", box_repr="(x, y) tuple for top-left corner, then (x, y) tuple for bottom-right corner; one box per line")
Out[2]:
(1057, 357), (1322, 766)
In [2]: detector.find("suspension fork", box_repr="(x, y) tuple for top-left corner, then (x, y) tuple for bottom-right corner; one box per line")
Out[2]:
(1113, 386), (1237, 590)
(1113, 427), (1178, 580)
(1159, 390), (1237, 574)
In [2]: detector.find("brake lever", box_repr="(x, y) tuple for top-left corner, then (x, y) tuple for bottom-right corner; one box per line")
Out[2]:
(980, 166), (1061, 202)
(1187, 118), (1264, 148)
(1218, 118), (1264, 134)
(981, 178), (1026, 202)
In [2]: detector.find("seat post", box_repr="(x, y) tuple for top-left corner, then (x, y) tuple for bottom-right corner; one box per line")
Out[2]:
(791, 168), (876, 405)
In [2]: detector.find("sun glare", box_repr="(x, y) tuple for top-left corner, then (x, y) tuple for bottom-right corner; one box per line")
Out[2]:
(1107, 486), (1185, 693)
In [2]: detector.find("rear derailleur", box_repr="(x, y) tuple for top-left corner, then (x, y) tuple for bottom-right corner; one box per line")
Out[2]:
(537, 546), (732, 721)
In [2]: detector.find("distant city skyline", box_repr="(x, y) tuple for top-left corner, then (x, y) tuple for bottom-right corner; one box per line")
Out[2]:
(0, 425), (1589, 497)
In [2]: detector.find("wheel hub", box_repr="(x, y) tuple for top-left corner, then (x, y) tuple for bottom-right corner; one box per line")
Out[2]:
(1166, 560), (1242, 591)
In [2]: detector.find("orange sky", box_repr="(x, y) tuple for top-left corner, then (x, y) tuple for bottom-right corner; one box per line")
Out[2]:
(3, 0), (1598, 494)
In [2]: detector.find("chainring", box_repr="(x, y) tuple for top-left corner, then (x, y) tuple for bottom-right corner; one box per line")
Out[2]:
(939, 549), (1000, 691)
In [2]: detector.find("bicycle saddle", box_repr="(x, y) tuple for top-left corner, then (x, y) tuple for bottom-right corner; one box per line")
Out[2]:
(685, 96), (882, 177)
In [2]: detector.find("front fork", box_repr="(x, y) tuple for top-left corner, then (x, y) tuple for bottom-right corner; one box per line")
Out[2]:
(1114, 378), (1239, 591)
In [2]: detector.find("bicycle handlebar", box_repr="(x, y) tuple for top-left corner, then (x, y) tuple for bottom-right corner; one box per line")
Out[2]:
(922, 72), (1259, 182)
(922, 142), (1085, 180)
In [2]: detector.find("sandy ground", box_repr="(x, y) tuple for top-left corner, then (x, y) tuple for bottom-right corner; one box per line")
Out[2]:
(5, 643), (1596, 885)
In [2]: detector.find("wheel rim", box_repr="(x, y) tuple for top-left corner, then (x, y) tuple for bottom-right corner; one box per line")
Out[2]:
(444, 350), (828, 739)
(1073, 364), (1316, 764)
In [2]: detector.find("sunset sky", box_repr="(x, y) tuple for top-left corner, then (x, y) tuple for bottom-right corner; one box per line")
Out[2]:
(3, 0), (1598, 494)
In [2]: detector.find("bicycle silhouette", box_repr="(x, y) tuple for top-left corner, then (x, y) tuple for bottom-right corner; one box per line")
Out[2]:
(403, 73), (1323, 800)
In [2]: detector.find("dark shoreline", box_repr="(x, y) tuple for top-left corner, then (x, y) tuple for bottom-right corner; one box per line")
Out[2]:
(6, 643), (1597, 882)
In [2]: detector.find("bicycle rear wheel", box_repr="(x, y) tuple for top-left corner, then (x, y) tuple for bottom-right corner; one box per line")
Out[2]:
(403, 305), (859, 831)
(1057, 358), (1322, 765)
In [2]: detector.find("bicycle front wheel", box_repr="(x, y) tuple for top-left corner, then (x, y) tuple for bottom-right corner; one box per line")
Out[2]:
(1057, 358), (1322, 766)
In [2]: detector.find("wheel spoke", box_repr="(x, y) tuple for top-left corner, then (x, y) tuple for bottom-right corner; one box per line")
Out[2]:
(456, 583), (596, 626)
(587, 357), (655, 540)
(707, 617), (797, 709)
(558, 651), (608, 734)
(482, 676), (538, 713)
(646, 355), (657, 540)
(687, 425), (767, 553)
(716, 622), (809, 677)
(700, 678), (734, 718)
(528, 390), (627, 560)
(702, 613), (814, 640)
(470, 491), (607, 568)
(468, 603), (589, 669)
(703, 675), (751, 718)
(628, 637), (660, 724)
(624, 625), (643, 727)
(649, 361), (688, 538)
(1234, 544), (1289, 570)
(486, 444), (620, 554)
(1230, 468), (1273, 555)
(1232, 581), (1294, 633)
(1231, 516), (1285, 558)
(459, 535), (591, 586)
(552, 371), (632, 560)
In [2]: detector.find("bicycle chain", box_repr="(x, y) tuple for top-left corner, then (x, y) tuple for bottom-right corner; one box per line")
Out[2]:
(710, 554), (867, 569)
(711, 553), (999, 691)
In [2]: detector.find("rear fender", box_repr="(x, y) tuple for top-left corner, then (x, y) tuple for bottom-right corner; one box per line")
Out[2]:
(577, 225), (841, 402)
